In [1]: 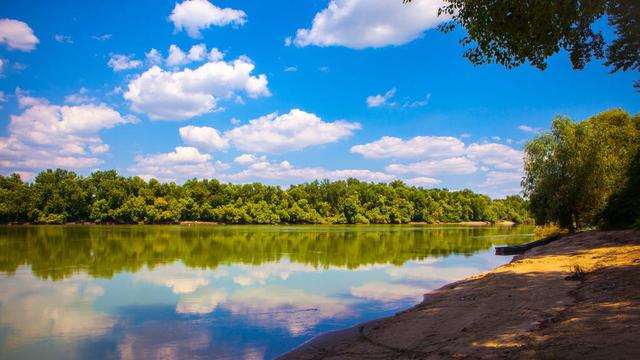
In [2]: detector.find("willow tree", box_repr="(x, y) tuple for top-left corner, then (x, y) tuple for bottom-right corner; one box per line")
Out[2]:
(522, 109), (640, 230)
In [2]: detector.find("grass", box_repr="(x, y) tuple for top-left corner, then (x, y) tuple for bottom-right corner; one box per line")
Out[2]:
(565, 264), (587, 281)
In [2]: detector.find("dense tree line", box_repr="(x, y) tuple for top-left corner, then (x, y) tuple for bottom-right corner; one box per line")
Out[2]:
(0, 170), (530, 225)
(523, 109), (640, 231)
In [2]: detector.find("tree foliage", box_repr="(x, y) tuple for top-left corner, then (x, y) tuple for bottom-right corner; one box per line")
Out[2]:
(405, 0), (639, 86)
(522, 109), (640, 230)
(0, 170), (530, 225)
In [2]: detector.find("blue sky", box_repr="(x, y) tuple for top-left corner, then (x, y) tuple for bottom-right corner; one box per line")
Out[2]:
(0, 0), (637, 197)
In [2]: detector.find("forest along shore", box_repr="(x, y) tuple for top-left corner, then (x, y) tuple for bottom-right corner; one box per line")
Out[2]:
(280, 230), (640, 359)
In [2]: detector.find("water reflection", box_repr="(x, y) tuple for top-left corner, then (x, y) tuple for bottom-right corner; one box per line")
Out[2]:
(0, 225), (532, 359)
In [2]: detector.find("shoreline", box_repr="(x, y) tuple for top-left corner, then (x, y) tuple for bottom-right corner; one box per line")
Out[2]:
(0, 220), (520, 226)
(280, 230), (640, 359)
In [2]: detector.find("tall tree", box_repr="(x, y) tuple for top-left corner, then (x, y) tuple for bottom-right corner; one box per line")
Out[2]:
(522, 109), (639, 230)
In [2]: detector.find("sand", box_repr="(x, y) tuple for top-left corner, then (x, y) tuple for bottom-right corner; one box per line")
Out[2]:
(280, 230), (640, 359)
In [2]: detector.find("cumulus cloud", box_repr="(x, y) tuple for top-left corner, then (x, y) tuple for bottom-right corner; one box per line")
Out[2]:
(163, 44), (218, 67)
(0, 97), (135, 174)
(226, 157), (394, 183)
(233, 153), (264, 165)
(225, 109), (360, 153)
(351, 136), (465, 159)
(64, 88), (96, 105)
(518, 124), (541, 133)
(169, 0), (247, 38)
(0, 19), (39, 51)
(366, 87), (396, 107)
(291, 0), (444, 49)
(208, 47), (224, 61)
(107, 54), (143, 71)
(124, 57), (269, 120)
(477, 171), (524, 198)
(404, 177), (441, 187)
(386, 157), (478, 176)
(15, 88), (49, 108)
(145, 48), (163, 65)
(179, 125), (229, 152)
(466, 143), (523, 170)
(166, 44), (189, 66)
(128, 146), (225, 182)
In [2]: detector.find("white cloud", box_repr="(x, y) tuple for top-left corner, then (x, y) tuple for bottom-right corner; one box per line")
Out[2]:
(91, 34), (112, 41)
(518, 124), (541, 133)
(366, 87), (396, 107)
(0, 19), (39, 51)
(179, 125), (229, 152)
(145, 48), (163, 65)
(480, 171), (523, 187)
(128, 146), (221, 182)
(15, 88), (48, 108)
(0, 58), (4, 76)
(403, 93), (431, 108)
(284, 66), (297, 72)
(225, 109), (360, 153)
(0, 99), (135, 173)
(108, 54), (143, 71)
(124, 57), (269, 120)
(226, 158), (394, 183)
(169, 0), (247, 38)
(233, 153), (263, 165)
(164, 44), (212, 66)
(404, 177), (441, 187)
(0, 91), (5, 103)
(466, 143), (523, 170)
(291, 0), (445, 49)
(476, 171), (524, 198)
(64, 88), (96, 105)
(386, 157), (478, 176)
(166, 44), (188, 66)
(187, 43), (207, 61)
(53, 34), (73, 43)
(351, 136), (465, 159)
(208, 47), (224, 62)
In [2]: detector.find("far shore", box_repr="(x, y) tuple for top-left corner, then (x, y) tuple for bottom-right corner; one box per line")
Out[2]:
(1, 220), (520, 226)
(280, 230), (640, 359)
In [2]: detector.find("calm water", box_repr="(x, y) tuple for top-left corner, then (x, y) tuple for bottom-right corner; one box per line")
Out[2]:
(0, 225), (533, 359)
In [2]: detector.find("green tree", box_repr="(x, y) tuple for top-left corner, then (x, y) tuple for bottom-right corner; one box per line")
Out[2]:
(523, 109), (639, 230)
(405, 0), (639, 87)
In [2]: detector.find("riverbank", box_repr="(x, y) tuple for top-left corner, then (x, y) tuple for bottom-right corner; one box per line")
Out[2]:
(281, 230), (640, 359)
